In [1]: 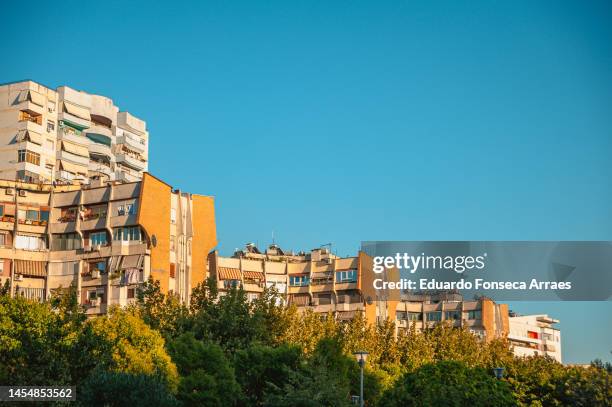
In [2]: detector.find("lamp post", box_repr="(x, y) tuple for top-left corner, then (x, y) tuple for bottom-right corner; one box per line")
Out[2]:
(353, 351), (369, 407)
(493, 367), (505, 380)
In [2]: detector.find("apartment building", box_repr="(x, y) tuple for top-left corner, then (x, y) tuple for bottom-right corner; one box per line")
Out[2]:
(508, 313), (562, 362)
(0, 173), (216, 315)
(0, 80), (148, 185)
(208, 244), (392, 324)
(394, 291), (510, 341)
(210, 249), (515, 340)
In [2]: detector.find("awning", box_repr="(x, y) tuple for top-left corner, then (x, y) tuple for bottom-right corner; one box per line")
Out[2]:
(14, 260), (47, 277)
(121, 255), (142, 269)
(28, 91), (46, 107)
(243, 271), (264, 280)
(336, 311), (357, 320)
(17, 129), (43, 145)
(62, 140), (89, 157)
(59, 160), (87, 175)
(290, 294), (310, 306)
(218, 267), (241, 280)
(63, 101), (91, 121)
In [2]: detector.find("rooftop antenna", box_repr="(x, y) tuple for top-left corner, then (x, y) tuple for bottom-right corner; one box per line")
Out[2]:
(272, 230), (275, 245)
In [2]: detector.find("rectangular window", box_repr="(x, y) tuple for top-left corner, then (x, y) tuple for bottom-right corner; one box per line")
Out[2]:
(47, 120), (55, 133)
(466, 310), (482, 320)
(89, 231), (108, 246)
(26, 210), (39, 221)
(15, 234), (46, 250)
(527, 331), (539, 339)
(335, 269), (357, 283)
(223, 280), (240, 289)
(0, 234), (6, 246)
(113, 226), (142, 242)
(126, 203), (136, 215)
(445, 311), (461, 320)
(52, 233), (81, 251)
(17, 150), (40, 166)
(426, 312), (442, 322)
(289, 275), (310, 287)
(18, 110), (42, 125)
(127, 288), (135, 299)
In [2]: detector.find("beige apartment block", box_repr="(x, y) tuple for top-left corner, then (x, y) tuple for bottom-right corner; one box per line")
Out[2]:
(0, 80), (148, 185)
(0, 173), (216, 315)
(508, 313), (562, 362)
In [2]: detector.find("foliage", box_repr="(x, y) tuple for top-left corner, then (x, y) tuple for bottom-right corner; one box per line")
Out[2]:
(2, 282), (610, 406)
(82, 306), (179, 391)
(78, 370), (179, 407)
(167, 332), (241, 406)
(379, 360), (516, 407)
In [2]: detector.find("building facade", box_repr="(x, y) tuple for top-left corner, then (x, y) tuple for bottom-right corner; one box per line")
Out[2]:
(508, 313), (562, 362)
(0, 80), (148, 185)
(209, 244), (508, 341)
(0, 173), (216, 315)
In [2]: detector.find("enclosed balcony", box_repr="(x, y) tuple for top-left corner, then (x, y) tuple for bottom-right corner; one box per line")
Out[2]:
(116, 152), (146, 171)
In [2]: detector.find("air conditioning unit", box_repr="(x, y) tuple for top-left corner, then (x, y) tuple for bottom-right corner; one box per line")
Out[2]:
(91, 269), (100, 279)
(18, 190), (26, 197)
(5, 189), (14, 195)
(14, 274), (23, 281)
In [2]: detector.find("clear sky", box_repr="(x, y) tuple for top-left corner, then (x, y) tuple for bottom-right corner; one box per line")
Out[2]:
(1, 0), (610, 364)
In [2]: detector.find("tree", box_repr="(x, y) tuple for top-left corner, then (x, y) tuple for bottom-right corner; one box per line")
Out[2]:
(234, 343), (303, 406)
(379, 360), (515, 407)
(81, 306), (179, 391)
(136, 277), (190, 339)
(0, 295), (75, 385)
(167, 332), (241, 406)
(78, 371), (179, 407)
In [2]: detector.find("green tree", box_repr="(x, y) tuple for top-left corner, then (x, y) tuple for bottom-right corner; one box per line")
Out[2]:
(78, 371), (179, 407)
(379, 360), (516, 407)
(81, 306), (179, 391)
(235, 343), (303, 406)
(167, 332), (241, 406)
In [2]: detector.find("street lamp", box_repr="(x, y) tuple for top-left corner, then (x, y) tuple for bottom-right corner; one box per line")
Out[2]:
(493, 367), (505, 380)
(353, 351), (369, 407)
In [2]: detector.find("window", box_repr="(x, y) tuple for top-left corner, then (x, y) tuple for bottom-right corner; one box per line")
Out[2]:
(89, 231), (108, 246)
(170, 235), (175, 251)
(85, 205), (107, 220)
(170, 208), (177, 224)
(289, 275), (310, 287)
(19, 110), (42, 125)
(15, 234), (46, 250)
(113, 226), (142, 242)
(26, 210), (38, 221)
(170, 263), (176, 278)
(466, 310), (482, 320)
(224, 280), (240, 289)
(52, 233), (81, 251)
(47, 120), (55, 133)
(527, 331), (539, 339)
(60, 207), (77, 222)
(127, 288), (135, 299)
(445, 310), (461, 320)
(396, 311), (422, 321)
(426, 312), (442, 322)
(17, 150), (41, 165)
(0, 234), (6, 246)
(335, 269), (357, 283)
(126, 203), (136, 215)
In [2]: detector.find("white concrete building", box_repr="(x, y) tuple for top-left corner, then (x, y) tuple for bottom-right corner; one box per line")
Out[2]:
(508, 313), (562, 363)
(0, 80), (148, 185)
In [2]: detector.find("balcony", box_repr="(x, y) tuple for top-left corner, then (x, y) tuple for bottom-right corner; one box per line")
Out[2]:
(115, 170), (141, 183)
(117, 134), (146, 153)
(88, 142), (112, 159)
(117, 111), (146, 135)
(17, 118), (43, 134)
(88, 161), (113, 179)
(57, 149), (90, 167)
(80, 215), (106, 231)
(116, 153), (146, 171)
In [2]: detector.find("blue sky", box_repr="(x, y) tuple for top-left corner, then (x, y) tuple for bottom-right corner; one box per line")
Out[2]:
(1, 0), (610, 363)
